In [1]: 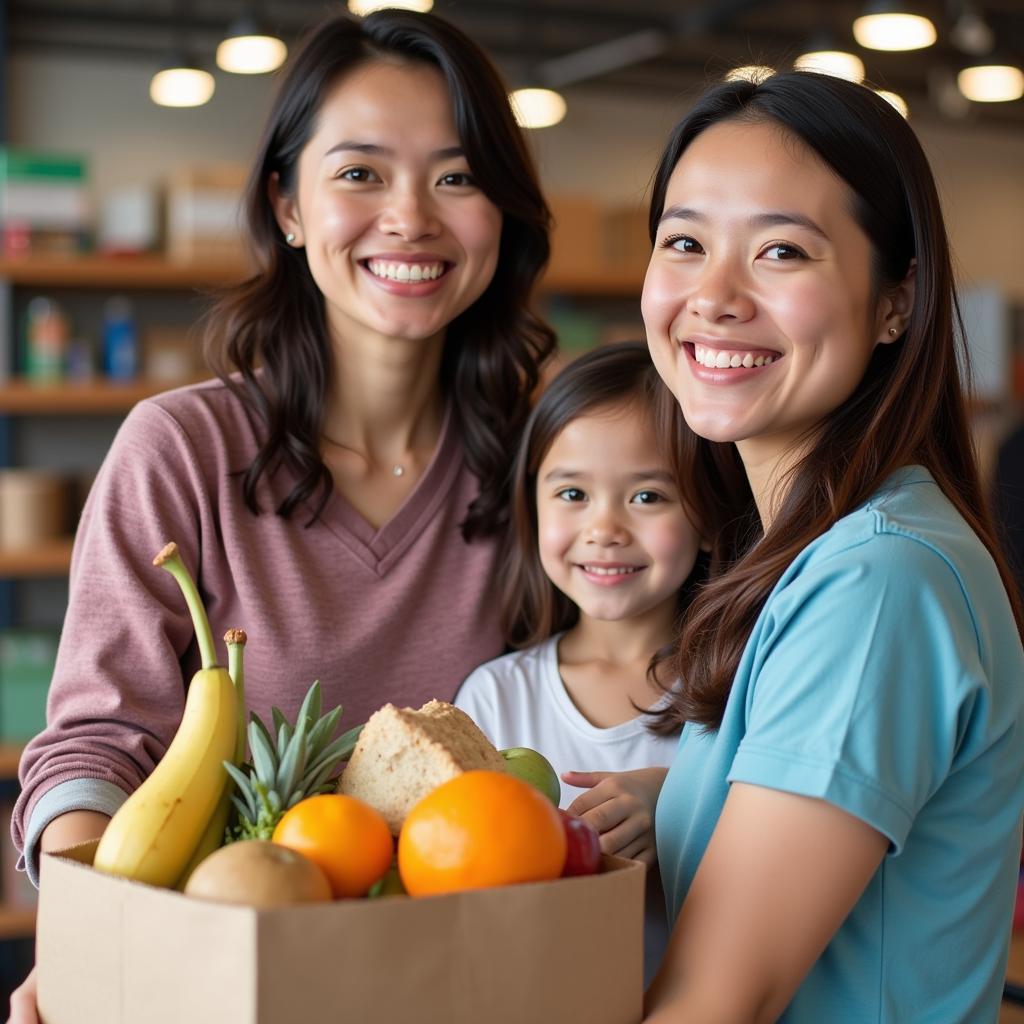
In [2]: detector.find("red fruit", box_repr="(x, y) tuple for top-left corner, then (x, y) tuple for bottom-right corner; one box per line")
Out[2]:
(558, 809), (602, 877)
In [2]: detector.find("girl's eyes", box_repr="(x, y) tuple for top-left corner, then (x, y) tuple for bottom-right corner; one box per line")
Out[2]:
(555, 487), (586, 503)
(631, 490), (665, 505)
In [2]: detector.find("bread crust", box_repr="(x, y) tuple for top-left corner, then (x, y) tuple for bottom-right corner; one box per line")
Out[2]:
(338, 700), (505, 833)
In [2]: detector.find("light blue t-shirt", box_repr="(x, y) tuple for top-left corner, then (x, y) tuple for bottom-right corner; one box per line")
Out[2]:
(656, 467), (1024, 1022)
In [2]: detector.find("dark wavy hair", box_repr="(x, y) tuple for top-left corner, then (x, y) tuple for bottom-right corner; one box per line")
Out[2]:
(203, 10), (555, 538)
(646, 71), (1024, 731)
(501, 342), (718, 702)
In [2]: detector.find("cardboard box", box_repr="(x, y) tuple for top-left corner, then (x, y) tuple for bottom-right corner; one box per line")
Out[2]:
(165, 163), (247, 264)
(38, 842), (644, 1023)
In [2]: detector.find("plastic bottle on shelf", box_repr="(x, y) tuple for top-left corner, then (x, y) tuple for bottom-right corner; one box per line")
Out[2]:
(23, 296), (69, 381)
(101, 296), (139, 381)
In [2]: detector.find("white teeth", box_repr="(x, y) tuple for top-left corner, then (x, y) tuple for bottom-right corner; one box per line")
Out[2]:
(692, 344), (778, 369)
(582, 565), (639, 576)
(367, 260), (445, 282)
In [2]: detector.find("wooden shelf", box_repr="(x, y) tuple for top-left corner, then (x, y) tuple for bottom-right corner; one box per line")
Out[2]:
(0, 906), (35, 941)
(0, 377), (196, 414)
(0, 538), (74, 576)
(0, 254), (249, 289)
(0, 253), (642, 298)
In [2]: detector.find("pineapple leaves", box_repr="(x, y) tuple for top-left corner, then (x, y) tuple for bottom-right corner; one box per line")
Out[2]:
(223, 679), (358, 844)
(249, 717), (278, 787)
(275, 706), (309, 799)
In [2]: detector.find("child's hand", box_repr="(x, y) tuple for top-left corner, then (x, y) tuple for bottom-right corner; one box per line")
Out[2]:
(561, 767), (669, 867)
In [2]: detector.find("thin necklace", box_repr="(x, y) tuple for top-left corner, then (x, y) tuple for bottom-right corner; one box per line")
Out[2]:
(321, 434), (406, 478)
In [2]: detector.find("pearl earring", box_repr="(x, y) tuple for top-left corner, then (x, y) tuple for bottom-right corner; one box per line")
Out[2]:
(888, 327), (898, 336)
(285, 232), (296, 244)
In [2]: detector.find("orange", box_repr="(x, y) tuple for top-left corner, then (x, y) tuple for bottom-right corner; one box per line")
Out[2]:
(398, 770), (567, 897)
(272, 794), (393, 899)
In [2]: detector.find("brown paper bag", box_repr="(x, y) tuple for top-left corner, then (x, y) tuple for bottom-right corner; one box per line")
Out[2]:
(38, 842), (644, 1024)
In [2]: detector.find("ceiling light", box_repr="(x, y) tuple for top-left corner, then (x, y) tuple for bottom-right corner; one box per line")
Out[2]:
(216, 15), (287, 74)
(853, 3), (936, 51)
(957, 64), (1024, 103)
(875, 89), (909, 117)
(348, 0), (433, 14)
(150, 56), (215, 108)
(725, 65), (775, 84)
(509, 88), (567, 129)
(794, 49), (865, 83)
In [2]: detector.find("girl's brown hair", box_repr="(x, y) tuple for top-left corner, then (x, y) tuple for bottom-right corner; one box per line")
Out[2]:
(501, 341), (719, 664)
(646, 71), (1024, 732)
(203, 10), (555, 539)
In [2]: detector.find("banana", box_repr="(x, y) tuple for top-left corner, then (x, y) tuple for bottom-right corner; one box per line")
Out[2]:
(92, 543), (238, 888)
(174, 629), (248, 891)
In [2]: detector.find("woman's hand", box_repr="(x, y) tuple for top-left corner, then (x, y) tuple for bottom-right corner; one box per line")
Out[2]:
(7, 966), (38, 1024)
(561, 767), (669, 866)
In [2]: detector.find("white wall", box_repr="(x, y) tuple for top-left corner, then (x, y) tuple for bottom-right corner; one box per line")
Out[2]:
(10, 52), (1024, 301)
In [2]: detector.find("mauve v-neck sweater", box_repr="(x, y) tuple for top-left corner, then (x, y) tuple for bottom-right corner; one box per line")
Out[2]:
(12, 377), (503, 877)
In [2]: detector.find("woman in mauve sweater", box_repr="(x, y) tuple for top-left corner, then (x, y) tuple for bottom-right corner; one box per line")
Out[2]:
(10, 6), (554, 922)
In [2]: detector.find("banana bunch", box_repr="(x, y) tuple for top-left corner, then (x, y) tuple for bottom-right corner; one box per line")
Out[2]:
(93, 543), (242, 889)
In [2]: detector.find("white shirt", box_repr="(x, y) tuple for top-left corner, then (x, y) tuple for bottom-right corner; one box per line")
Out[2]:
(454, 634), (680, 806)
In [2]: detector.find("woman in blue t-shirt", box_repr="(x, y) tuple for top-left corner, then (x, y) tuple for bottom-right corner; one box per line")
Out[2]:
(640, 71), (1024, 1022)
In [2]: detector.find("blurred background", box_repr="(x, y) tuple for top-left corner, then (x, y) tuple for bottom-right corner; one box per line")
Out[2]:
(0, 0), (1022, 1010)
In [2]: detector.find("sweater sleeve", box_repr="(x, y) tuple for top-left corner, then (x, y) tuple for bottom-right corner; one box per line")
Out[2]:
(11, 396), (215, 869)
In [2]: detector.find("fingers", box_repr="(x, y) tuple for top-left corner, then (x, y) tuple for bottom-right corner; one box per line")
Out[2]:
(597, 812), (648, 857)
(561, 770), (610, 790)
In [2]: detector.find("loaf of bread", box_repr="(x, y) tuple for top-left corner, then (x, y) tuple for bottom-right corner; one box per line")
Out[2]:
(337, 699), (506, 834)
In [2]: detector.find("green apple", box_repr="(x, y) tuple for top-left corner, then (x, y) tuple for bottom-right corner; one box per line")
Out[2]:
(500, 747), (561, 806)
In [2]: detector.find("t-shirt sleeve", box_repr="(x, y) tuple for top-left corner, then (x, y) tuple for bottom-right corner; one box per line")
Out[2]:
(12, 397), (212, 860)
(728, 532), (984, 852)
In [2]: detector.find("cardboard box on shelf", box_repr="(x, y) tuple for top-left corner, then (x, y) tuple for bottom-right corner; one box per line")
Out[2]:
(38, 843), (644, 1024)
(0, 148), (91, 256)
(165, 164), (247, 264)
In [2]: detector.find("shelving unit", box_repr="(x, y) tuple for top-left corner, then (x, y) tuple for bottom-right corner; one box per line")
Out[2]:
(0, 539), (73, 577)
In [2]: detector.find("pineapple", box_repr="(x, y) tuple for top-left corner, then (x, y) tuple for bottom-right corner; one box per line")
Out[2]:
(225, 680), (363, 841)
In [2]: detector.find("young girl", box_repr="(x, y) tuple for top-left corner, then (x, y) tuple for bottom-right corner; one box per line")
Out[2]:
(9, 11), (554, 1021)
(456, 340), (713, 984)
(641, 71), (1024, 1021)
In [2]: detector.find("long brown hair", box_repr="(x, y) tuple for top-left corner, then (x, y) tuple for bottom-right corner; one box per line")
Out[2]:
(646, 71), (1024, 731)
(203, 10), (555, 538)
(501, 341), (718, 661)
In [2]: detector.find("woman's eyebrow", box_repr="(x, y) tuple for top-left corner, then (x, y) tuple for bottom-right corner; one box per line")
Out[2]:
(322, 141), (465, 160)
(659, 205), (830, 242)
(750, 211), (830, 241)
